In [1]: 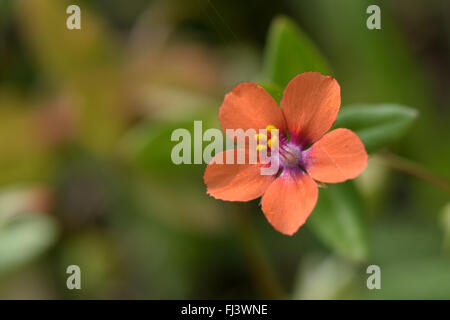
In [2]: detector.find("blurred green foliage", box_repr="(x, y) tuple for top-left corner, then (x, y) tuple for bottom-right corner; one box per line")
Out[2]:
(0, 214), (58, 275)
(262, 16), (331, 87)
(308, 182), (367, 263)
(334, 104), (418, 153)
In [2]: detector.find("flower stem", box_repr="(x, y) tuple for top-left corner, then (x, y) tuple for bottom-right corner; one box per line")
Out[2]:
(233, 208), (286, 299)
(380, 152), (450, 195)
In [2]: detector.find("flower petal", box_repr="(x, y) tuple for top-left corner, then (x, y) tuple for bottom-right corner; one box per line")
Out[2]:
(219, 82), (286, 136)
(261, 170), (318, 235)
(304, 128), (368, 183)
(204, 149), (276, 202)
(281, 72), (341, 147)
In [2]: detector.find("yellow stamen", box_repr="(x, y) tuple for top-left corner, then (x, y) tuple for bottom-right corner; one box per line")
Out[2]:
(256, 144), (267, 151)
(254, 133), (267, 143)
(266, 125), (277, 133)
(268, 136), (279, 148)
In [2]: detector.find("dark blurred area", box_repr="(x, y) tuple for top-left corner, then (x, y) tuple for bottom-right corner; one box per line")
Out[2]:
(0, 0), (449, 299)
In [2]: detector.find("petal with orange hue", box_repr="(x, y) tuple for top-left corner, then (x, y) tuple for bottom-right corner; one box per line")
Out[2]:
(303, 128), (368, 183)
(204, 149), (276, 202)
(261, 170), (318, 236)
(219, 83), (286, 137)
(281, 72), (341, 147)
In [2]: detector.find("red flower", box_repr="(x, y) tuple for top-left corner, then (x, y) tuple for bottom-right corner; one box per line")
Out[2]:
(204, 72), (368, 235)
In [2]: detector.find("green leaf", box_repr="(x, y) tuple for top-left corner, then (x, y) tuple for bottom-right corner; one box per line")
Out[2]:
(307, 181), (368, 262)
(258, 82), (283, 104)
(0, 214), (58, 275)
(262, 16), (331, 87)
(118, 114), (219, 178)
(334, 104), (418, 153)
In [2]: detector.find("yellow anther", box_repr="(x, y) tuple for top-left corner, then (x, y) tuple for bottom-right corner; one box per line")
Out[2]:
(266, 125), (277, 133)
(268, 136), (279, 148)
(254, 133), (267, 142)
(256, 144), (267, 151)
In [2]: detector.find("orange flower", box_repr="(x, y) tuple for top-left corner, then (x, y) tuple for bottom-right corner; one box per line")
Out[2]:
(204, 72), (368, 235)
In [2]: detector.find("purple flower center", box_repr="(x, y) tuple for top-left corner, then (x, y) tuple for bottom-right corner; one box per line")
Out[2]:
(276, 134), (304, 170)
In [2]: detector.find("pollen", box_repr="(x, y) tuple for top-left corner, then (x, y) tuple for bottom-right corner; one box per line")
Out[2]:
(266, 125), (277, 133)
(256, 144), (267, 151)
(254, 133), (267, 143)
(268, 136), (279, 148)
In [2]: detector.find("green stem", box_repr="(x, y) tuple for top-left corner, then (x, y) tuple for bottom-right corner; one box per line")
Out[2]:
(233, 208), (286, 299)
(380, 152), (450, 196)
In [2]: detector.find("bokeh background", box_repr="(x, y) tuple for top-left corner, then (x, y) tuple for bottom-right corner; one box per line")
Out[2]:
(0, 0), (449, 299)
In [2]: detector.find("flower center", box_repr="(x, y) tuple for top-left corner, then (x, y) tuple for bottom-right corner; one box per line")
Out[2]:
(254, 124), (303, 170)
(279, 141), (302, 168)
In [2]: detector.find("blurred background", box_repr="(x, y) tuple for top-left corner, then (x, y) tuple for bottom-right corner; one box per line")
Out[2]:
(0, 0), (449, 299)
